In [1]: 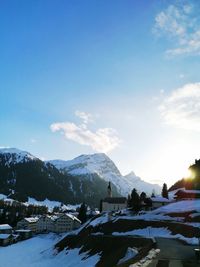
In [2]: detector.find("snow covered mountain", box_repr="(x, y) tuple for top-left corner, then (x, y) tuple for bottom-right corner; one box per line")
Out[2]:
(0, 148), (37, 166)
(48, 153), (161, 196)
(0, 148), (120, 207)
(123, 172), (161, 195)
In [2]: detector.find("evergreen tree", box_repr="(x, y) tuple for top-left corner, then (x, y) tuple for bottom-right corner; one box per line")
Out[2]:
(162, 183), (168, 199)
(78, 202), (87, 224)
(140, 192), (146, 202)
(131, 188), (140, 212)
(127, 194), (131, 208)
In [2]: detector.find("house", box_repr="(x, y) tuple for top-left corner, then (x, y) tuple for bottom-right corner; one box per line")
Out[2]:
(151, 196), (172, 209)
(15, 230), (32, 240)
(101, 182), (127, 212)
(17, 217), (39, 233)
(175, 189), (200, 200)
(0, 224), (12, 234)
(0, 234), (13, 246)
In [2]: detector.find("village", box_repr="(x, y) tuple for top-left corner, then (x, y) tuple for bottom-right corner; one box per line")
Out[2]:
(0, 182), (198, 249)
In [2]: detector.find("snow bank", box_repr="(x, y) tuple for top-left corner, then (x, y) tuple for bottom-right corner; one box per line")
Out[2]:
(153, 200), (200, 214)
(112, 227), (199, 245)
(0, 233), (100, 267)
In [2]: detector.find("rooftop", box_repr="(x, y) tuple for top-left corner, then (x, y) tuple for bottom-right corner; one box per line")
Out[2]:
(103, 197), (127, 204)
(0, 224), (12, 230)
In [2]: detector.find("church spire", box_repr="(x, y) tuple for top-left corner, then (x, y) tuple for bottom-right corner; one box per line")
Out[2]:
(107, 181), (112, 198)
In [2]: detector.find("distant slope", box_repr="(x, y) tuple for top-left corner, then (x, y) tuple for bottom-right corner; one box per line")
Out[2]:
(49, 153), (161, 196)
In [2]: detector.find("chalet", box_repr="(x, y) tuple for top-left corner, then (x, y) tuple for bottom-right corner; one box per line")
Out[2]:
(17, 217), (39, 233)
(0, 224), (12, 234)
(175, 189), (200, 200)
(101, 182), (127, 212)
(150, 196), (172, 209)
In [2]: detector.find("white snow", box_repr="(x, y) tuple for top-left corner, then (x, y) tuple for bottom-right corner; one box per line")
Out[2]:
(112, 227), (199, 245)
(0, 233), (100, 267)
(0, 224), (12, 230)
(151, 196), (172, 203)
(48, 153), (161, 196)
(0, 193), (7, 200)
(117, 247), (138, 265)
(25, 197), (80, 212)
(152, 200), (200, 214)
(0, 148), (37, 165)
(0, 234), (11, 239)
(25, 217), (39, 223)
(88, 214), (109, 227)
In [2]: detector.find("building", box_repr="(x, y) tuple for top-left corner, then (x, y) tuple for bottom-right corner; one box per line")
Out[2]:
(17, 217), (39, 233)
(150, 196), (172, 209)
(175, 189), (200, 200)
(15, 230), (32, 240)
(17, 214), (81, 234)
(101, 182), (127, 212)
(0, 224), (12, 234)
(53, 213), (81, 233)
(0, 234), (13, 246)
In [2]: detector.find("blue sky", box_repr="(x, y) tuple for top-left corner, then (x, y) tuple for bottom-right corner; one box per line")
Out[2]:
(1, 0), (200, 186)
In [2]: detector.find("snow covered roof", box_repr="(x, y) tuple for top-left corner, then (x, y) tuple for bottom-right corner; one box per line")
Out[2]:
(66, 213), (81, 223)
(0, 224), (12, 230)
(0, 234), (11, 239)
(151, 196), (171, 203)
(15, 230), (32, 233)
(24, 217), (39, 223)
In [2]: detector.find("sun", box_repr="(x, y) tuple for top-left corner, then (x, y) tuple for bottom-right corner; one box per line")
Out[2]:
(183, 168), (195, 179)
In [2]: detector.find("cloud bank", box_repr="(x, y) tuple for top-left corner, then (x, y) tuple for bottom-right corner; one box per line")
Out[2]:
(159, 82), (200, 131)
(153, 3), (200, 56)
(50, 112), (121, 153)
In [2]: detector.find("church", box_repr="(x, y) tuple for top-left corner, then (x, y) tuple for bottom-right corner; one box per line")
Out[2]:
(100, 182), (127, 212)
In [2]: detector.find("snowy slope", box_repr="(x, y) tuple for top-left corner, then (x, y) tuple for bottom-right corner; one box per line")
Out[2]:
(0, 148), (37, 166)
(48, 153), (161, 196)
(0, 233), (100, 267)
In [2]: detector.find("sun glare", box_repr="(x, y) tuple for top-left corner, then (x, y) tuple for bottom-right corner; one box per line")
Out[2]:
(183, 169), (195, 179)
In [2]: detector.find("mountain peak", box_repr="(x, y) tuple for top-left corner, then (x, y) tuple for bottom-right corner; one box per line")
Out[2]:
(0, 147), (37, 165)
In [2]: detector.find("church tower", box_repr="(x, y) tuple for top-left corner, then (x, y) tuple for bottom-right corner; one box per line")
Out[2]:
(107, 181), (112, 198)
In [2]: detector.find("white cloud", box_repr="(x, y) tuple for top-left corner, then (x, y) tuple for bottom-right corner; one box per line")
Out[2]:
(75, 110), (94, 124)
(50, 112), (121, 153)
(159, 82), (200, 131)
(153, 3), (200, 56)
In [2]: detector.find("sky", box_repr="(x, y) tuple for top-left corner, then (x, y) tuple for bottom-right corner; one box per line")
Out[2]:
(1, 0), (200, 186)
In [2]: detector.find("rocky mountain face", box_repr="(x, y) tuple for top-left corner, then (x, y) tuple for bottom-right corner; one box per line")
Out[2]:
(48, 153), (161, 196)
(0, 148), (160, 207)
(0, 149), (120, 207)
